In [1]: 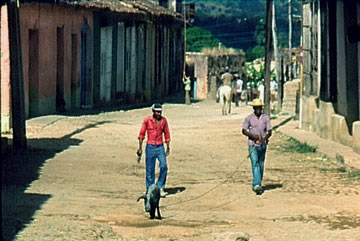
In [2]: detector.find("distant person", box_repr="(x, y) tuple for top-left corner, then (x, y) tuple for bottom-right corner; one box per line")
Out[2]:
(233, 74), (243, 107)
(137, 104), (171, 198)
(257, 79), (264, 103)
(217, 66), (233, 102)
(270, 79), (278, 102)
(292, 54), (297, 78)
(183, 76), (191, 105)
(242, 98), (272, 195)
(221, 66), (233, 86)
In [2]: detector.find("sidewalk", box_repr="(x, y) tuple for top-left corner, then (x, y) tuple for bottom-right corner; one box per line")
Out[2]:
(275, 117), (360, 170)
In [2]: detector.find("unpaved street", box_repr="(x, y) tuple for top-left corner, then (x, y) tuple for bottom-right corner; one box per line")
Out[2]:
(2, 100), (360, 241)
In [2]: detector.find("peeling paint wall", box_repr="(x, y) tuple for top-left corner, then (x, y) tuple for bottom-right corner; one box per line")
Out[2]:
(1, 2), (184, 133)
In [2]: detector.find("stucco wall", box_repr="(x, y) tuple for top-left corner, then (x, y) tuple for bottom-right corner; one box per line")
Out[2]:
(186, 53), (246, 100)
(193, 54), (209, 100)
(1, 6), (11, 132)
(19, 4), (93, 117)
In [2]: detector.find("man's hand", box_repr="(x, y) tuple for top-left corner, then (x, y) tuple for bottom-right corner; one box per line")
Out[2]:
(137, 149), (142, 157)
(255, 136), (264, 145)
(166, 148), (170, 156)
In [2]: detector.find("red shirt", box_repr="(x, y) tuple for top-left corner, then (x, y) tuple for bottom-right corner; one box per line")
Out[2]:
(138, 116), (171, 145)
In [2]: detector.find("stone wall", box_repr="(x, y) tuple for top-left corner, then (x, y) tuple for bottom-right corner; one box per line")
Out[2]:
(282, 80), (300, 116)
(302, 96), (360, 155)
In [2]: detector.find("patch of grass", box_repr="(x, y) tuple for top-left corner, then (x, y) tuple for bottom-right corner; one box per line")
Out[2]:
(346, 169), (360, 182)
(320, 166), (360, 183)
(320, 167), (347, 173)
(283, 137), (318, 153)
(271, 109), (280, 115)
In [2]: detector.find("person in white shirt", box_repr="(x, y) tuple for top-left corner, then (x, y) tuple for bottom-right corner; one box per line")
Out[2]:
(258, 80), (264, 103)
(234, 74), (243, 107)
(270, 79), (278, 102)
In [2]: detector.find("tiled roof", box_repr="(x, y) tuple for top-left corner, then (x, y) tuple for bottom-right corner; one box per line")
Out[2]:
(61, 0), (182, 20)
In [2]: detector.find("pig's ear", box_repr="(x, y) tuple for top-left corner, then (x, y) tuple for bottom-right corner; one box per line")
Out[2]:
(137, 195), (146, 202)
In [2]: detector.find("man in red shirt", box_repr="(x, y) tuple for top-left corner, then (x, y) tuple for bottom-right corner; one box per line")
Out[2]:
(137, 104), (171, 197)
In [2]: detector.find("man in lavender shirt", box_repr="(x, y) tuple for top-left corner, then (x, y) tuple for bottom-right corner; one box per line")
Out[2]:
(242, 98), (272, 195)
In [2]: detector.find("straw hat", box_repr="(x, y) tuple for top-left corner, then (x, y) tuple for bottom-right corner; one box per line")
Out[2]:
(250, 98), (264, 107)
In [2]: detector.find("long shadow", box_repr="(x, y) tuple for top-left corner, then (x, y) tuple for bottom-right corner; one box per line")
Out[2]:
(57, 92), (203, 117)
(1, 121), (111, 241)
(262, 184), (283, 192)
(164, 187), (186, 196)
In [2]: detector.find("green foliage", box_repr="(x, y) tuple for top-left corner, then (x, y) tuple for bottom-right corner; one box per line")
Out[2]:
(185, 27), (219, 52)
(192, 0), (302, 51)
(346, 169), (360, 182)
(245, 45), (264, 62)
(283, 137), (318, 153)
(246, 60), (276, 86)
(320, 167), (360, 183)
(255, 18), (266, 46)
(246, 62), (263, 82)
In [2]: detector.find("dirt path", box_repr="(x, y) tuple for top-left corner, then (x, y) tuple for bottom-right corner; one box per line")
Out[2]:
(2, 100), (360, 241)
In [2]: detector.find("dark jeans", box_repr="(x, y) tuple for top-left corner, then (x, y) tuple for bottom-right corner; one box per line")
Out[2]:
(249, 143), (267, 187)
(145, 144), (168, 189)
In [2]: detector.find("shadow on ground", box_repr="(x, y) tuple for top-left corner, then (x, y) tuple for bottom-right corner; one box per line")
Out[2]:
(1, 121), (110, 241)
(164, 187), (186, 196)
(262, 184), (283, 192)
(51, 92), (203, 118)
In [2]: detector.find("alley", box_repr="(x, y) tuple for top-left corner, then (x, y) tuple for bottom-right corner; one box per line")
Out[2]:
(2, 100), (360, 241)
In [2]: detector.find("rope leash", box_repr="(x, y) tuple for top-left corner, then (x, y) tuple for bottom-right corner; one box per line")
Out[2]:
(163, 146), (255, 208)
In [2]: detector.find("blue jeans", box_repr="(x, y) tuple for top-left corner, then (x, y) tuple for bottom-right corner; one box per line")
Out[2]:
(249, 143), (267, 188)
(145, 144), (168, 190)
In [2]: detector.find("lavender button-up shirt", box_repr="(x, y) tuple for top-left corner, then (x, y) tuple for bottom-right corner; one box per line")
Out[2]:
(242, 113), (272, 146)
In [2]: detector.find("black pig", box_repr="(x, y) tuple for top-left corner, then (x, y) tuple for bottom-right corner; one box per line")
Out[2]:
(137, 184), (162, 219)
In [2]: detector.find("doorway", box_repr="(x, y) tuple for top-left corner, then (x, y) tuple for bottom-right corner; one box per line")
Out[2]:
(56, 27), (65, 112)
(71, 34), (78, 109)
(28, 29), (39, 117)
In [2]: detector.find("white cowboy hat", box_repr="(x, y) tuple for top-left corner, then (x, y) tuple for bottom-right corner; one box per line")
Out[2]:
(151, 103), (162, 111)
(250, 98), (264, 107)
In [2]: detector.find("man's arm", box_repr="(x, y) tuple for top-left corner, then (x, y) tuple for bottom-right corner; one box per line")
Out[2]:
(165, 141), (170, 156)
(137, 119), (147, 156)
(137, 138), (144, 156)
(163, 119), (171, 156)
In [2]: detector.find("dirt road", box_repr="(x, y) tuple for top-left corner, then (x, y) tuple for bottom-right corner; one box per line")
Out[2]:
(2, 100), (360, 241)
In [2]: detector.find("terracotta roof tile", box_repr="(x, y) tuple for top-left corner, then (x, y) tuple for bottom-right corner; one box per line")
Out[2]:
(62, 0), (183, 20)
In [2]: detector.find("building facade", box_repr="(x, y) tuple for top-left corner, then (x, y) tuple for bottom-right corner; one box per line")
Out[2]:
(1, 1), (184, 133)
(185, 52), (246, 100)
(301, 0), (360, 154)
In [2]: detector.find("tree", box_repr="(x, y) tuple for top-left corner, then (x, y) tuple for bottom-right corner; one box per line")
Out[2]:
(185, 27), (219, 52)
(245, 45), (265, 62)
(255, 18), (266, 46)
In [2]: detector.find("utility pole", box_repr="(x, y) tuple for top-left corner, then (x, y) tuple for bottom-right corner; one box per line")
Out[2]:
(182, 0), (186, 83)
(264, 0), (273, 116)
(8, 0), (27, 151)
(272, 1), (280, 107)
(288, 0), (292, 81)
